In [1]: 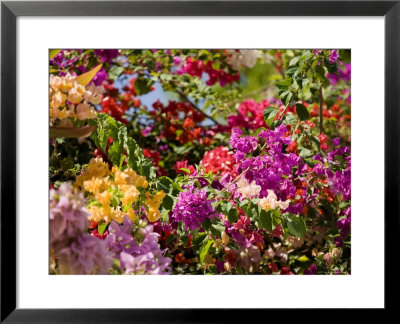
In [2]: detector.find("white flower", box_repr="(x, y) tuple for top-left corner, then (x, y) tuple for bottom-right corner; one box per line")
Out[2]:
(76, 102), (96, 120)
(84, 83), (104, 105)
(237, 177), (261, 198)
(258, 189), (290, 211)
(50, 75), (63, 91)
(228, 50), (263, 70)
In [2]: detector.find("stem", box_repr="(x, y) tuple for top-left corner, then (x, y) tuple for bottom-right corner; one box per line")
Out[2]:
(228, 167), (250, 187)
(175, 89), (222, 126)
(134, 68), (222, 126)
(279, 105), (290, 121)
(319, 85), (324, 134)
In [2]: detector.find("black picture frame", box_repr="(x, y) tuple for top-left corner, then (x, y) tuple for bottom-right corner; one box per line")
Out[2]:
(1, 0), (398, 322)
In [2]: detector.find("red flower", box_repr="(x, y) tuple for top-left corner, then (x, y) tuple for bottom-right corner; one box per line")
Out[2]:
(200, 146), (237, 177)
(280, 266), (294, 275)
(268, 262), (278, 272)
(318, 132), (328, 151)
(286, 141), (298, 153)
(174, 160), (196, 175)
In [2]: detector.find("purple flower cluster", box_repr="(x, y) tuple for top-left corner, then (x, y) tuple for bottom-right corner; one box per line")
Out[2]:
(312, 145), (351, 201)
(50, 183), (112, 274)
(50, 50), (84, 71)
(335, 206), (351, 247)
(232, 124), (301, 202)
(328, 63), (351, 85)
(92, 67), (108, 86)
(106, 217), (171, 275)
(171, 184), (217, 230)
(94, 49), (120, 63)
(329, 50), (339, 64)
(303, 264), (317, 275)
(327, 146), (351, 200)
(229, 128), (258, 161)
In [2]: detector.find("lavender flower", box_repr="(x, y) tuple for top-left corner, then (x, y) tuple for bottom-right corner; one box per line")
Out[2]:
(50, 182), (113, 274)
(106, 217), (171, 275)
(50, 183), (89, 248)
(57, 234), (113, 274)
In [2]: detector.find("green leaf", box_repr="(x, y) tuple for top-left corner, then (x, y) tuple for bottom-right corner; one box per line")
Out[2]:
(275, 77), (293, 90)
(90, 113), (109, 152)
(284, 114), (297, 125)
(165, 234), (177, 246)
(243, 201), (260, 220)
(162, 194), (174, 210)
(91, 113), (156, 180)
(179, 168), (191, 175)
(202, 219), (212, 231)
(299, 148), (313, 159)
(298, 255), (310, 262)
(98, 220), (109, 235)
(280, 90), (293, 107)
(269, 119), (283, 130)
(199, 239), (214, 265)
(228, 208), (238, 224)
(210, 222), (226, 238)
(259, 209), (273, 231)
(263, 107), (278, 127)
(315, 65), (326, 81)
(108, 65), (124, 81)
(135, 77), (154, 95)
(296, 103), (310, 121)
(289, 56), (300, 66)
(286, 215), (307, 238)
(49, 49), (61, 60)
(193, 233), (207, 248)
(156, 177), (172, 193)
(126, 137), (156, 181)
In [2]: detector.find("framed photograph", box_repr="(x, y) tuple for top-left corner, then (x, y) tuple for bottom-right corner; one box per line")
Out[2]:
(1, 0), (398, 321)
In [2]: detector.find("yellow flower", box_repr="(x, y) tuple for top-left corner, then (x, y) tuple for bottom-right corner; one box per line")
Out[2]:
(75, 159), (151, 224)
(145, 191), (166, 223)
(114, 167), (148, 189)
(94, 190), (112, 206)
(87, 205), (103, 223)
(75, 158), (111, 188)
(120, 184), (140, 207)
(82, 177), (110, 193)
(67, 87), (83, 104)
(60, 73), (75, 92)
(50, 91), (67, 110)
(126, 207), (138, 222)
(111, 206), (125, 223)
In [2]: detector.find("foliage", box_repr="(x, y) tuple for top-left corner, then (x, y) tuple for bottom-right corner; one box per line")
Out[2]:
(49, 49), (351, 275)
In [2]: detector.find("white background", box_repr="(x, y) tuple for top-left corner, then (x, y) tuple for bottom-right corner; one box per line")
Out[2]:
(17, 17), (384, 308)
